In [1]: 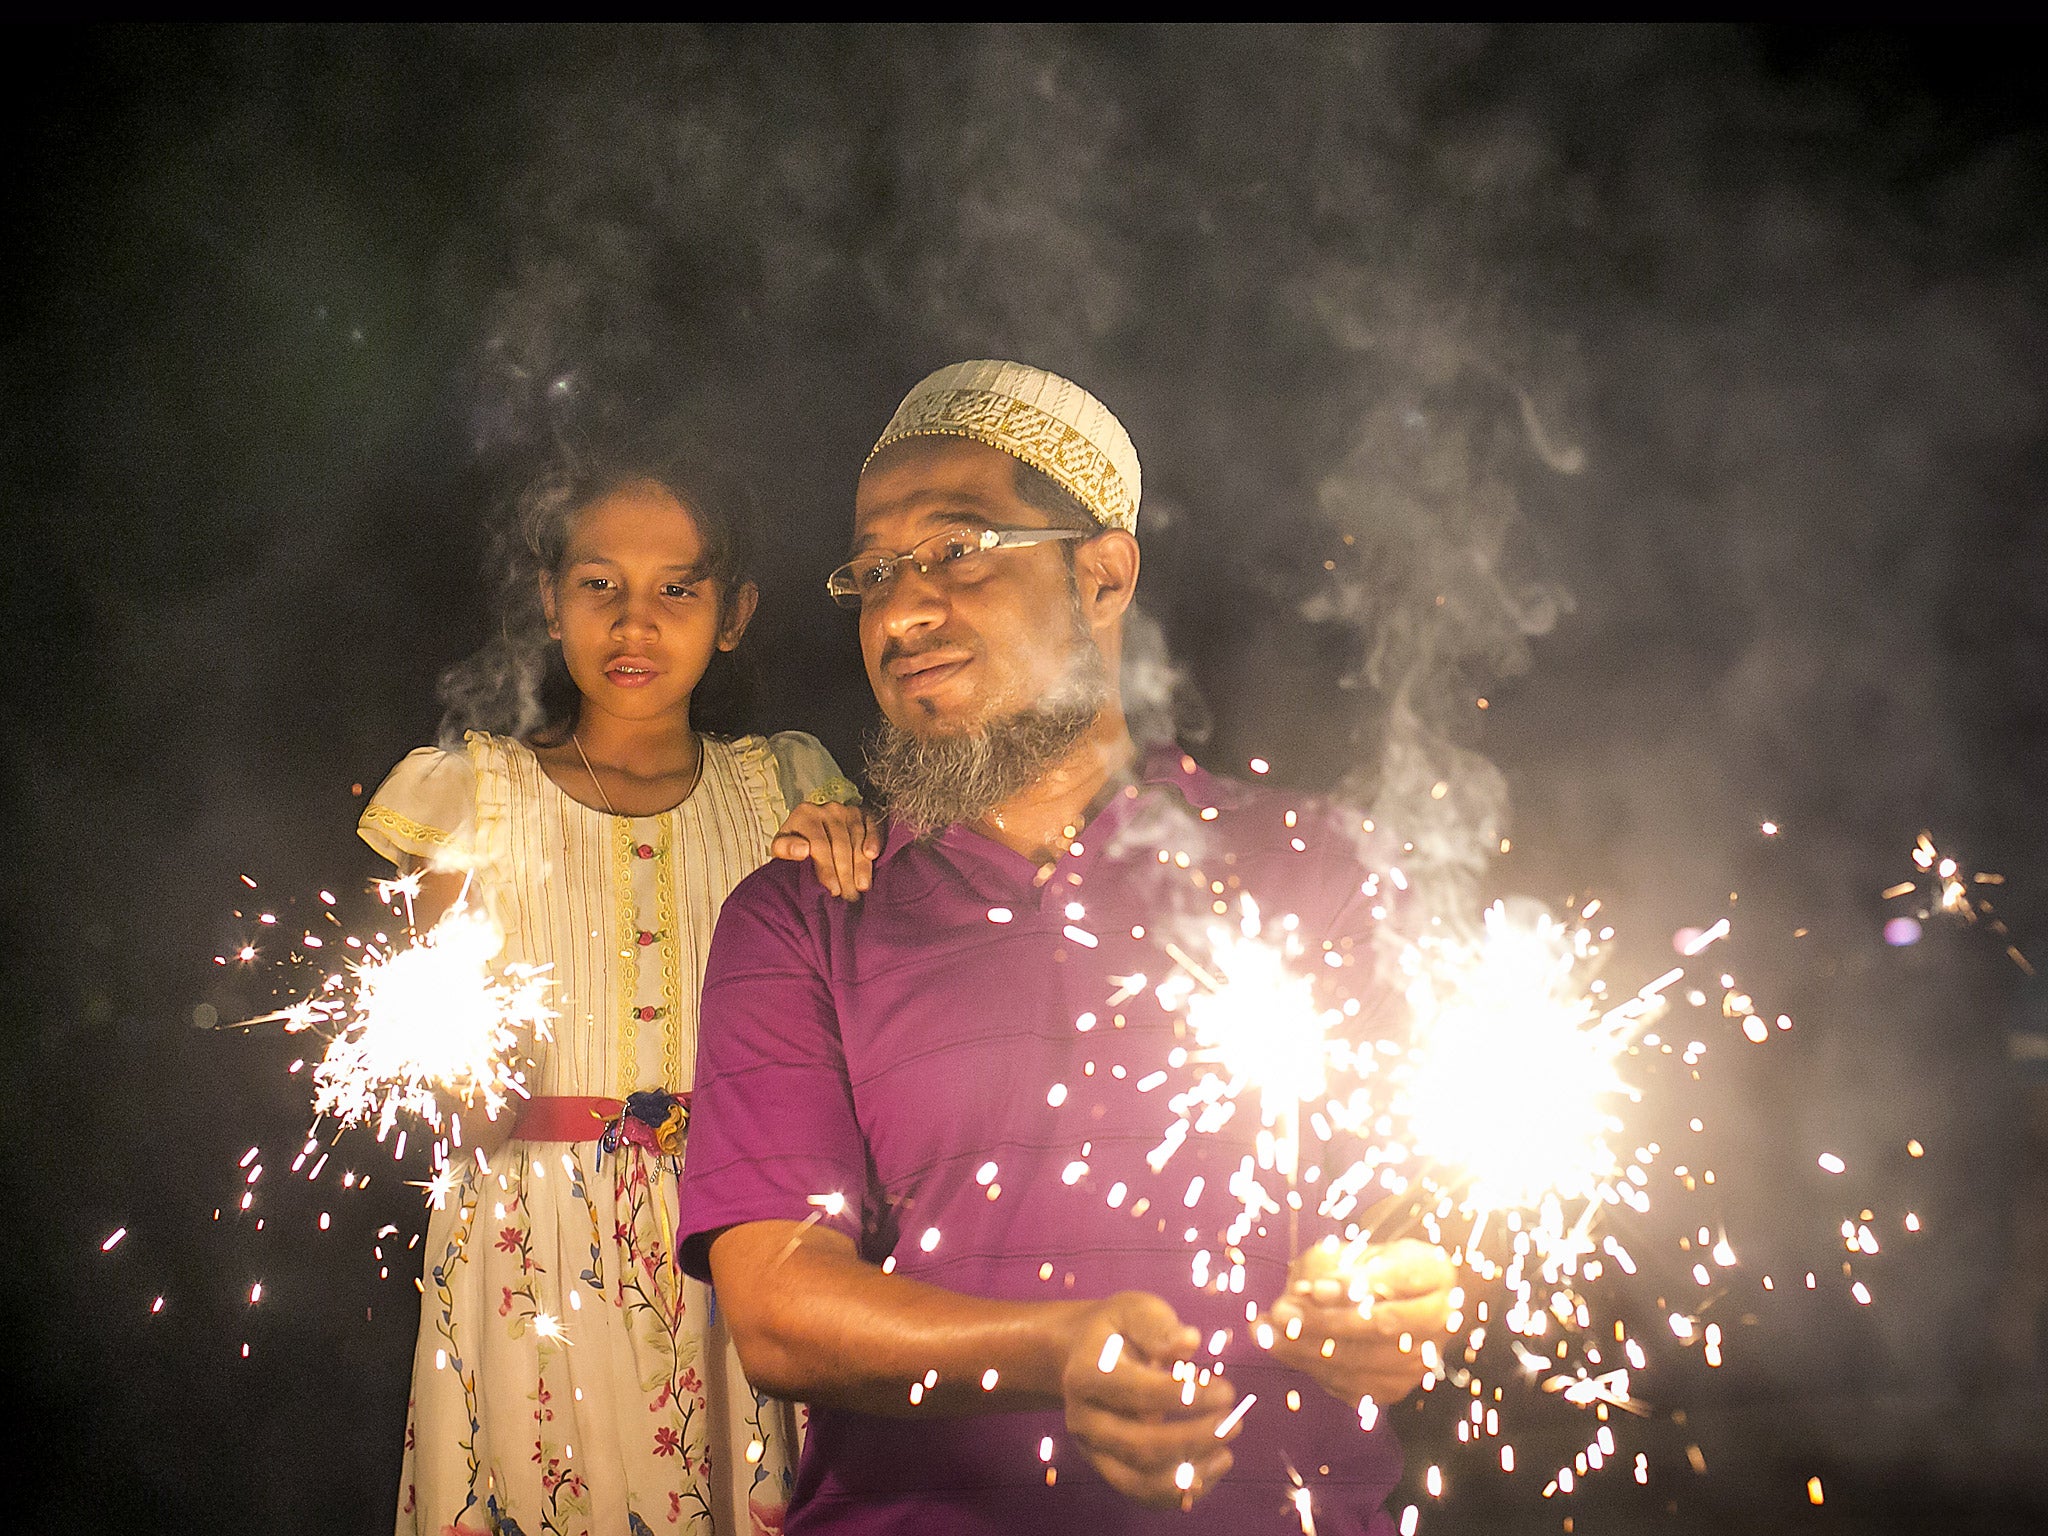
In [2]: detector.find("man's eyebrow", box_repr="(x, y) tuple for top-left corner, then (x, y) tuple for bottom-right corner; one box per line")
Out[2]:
(850, 505), (995, 555)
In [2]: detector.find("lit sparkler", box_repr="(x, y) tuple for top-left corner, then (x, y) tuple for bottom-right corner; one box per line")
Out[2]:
(1132, 859), (1819, 1524)
(243, 887), (553, 1156)
(1392, 902), (1651, 1223)
(1157, 897), (1363, 1251)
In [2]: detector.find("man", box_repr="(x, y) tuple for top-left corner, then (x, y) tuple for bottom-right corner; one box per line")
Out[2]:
(678, 361), (1454, 1533)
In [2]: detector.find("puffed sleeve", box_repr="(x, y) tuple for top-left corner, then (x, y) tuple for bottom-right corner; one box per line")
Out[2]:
(357, 746), (478, 869)
(766, 730), (862, 809)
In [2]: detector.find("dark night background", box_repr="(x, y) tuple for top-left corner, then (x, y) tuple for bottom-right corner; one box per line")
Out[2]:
(5, 24), (2046, 1534)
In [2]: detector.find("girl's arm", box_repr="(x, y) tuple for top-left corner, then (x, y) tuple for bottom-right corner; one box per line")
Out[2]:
(765, 732), (877, 899)
(403, 866), (471, 932)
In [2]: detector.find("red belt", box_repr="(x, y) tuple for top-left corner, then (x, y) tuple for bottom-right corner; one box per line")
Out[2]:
(514, 1096), (624, 1142)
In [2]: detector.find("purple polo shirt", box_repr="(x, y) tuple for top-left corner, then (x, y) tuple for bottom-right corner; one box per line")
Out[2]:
(680, 749), (1403, 1535)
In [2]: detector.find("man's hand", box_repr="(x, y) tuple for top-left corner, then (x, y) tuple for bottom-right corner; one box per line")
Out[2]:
(771, 801), (881, 900)
(709, 1222), (1240, 1512)
(1062, 1291), (1241, 1511)
(1260, 1239), (1456, 1414)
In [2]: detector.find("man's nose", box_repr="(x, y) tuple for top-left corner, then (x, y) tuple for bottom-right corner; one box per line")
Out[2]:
(870, 563), (948, 641)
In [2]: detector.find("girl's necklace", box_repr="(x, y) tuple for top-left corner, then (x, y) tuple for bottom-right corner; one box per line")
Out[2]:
(571, 732), (702, 817)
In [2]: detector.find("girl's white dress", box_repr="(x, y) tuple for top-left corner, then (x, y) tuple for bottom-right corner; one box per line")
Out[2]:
(362, 729), (850, 1536)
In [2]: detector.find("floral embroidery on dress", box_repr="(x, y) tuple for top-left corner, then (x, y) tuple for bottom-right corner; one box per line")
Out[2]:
(384, 734), (803, 1536)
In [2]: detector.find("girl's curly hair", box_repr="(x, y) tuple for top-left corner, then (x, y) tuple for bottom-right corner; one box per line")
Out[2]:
(438, 436), (758, 746)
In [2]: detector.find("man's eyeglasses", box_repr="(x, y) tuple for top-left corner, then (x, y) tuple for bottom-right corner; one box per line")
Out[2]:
(826, 526), (1088, 610)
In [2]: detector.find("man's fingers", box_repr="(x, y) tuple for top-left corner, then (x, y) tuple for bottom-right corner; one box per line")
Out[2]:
(771, 831), (811, 861)
(1076, 1355), (1233, 1423)
(1271, 1288), (1451, 1340)
(1086, 1445), (1234, 1510)
(1368, 1292), (1453, 1334)
(1358, 1239), (1456, 1300)
(1266, 1298), (1381, 1354)
(1111, 1297), (1203, 1367)
(1068, 1399), (1239, 1476)
(1263, 1309), (1436, 1408)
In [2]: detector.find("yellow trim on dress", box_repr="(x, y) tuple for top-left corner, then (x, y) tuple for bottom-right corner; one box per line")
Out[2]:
(654, 813), (683, 1086)
(804, 775), (864, 807)
(614, 817), (639, 1086)
(361, 801), (455, 849)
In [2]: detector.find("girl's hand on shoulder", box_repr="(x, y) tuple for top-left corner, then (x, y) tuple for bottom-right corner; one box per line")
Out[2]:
(772, 802), (881, 901)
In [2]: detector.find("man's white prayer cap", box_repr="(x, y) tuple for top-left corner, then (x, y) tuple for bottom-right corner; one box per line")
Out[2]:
(866, 360), (1141, 534)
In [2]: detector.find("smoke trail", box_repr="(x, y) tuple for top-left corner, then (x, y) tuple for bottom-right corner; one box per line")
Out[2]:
(1121, 600), (1211, 750)
(1302, 353), (1577, 929)
(447, 29), (2044, 944)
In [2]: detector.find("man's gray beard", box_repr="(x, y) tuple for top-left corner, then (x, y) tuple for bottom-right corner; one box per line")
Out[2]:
(867, 649), (1111, 841)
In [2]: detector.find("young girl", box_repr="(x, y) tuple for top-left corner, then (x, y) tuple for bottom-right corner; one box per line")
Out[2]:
(360, 450), (873, 1536)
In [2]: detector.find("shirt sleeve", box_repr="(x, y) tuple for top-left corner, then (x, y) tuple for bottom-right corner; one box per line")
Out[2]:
(766, 730), (862, 809)
(358, 746), (477, 869)
(677, 864), (871, 1281)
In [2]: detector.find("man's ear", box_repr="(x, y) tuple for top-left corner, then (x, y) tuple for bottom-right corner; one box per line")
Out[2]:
(1075, 531), (1139, 630)
(718, 581), (760, 652)
(540, 573), (562, 639)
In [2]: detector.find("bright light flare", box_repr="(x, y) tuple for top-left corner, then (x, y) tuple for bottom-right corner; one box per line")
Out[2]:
(303, 905), (552, 1147)
(1173, 899), (1340, 1180)
(1396, 903), (1642, 1212)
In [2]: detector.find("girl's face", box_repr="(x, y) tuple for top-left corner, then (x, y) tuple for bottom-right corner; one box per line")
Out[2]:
(541, 480), (756, 732)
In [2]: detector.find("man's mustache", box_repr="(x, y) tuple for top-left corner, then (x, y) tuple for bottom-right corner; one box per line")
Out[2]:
(879, 634), (973, 668)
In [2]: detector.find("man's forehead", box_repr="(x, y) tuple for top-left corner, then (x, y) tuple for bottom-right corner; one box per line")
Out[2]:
(850, 493), (1004, 550)
(853, 443), (1025, 546)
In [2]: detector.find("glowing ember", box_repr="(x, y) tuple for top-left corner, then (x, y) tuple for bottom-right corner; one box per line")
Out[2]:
(1890, 834), (2029, 970)
(1096, 1333), (1125, 1373)
(1213, 1393), (1257, 1436)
